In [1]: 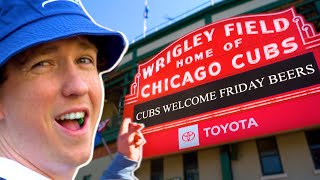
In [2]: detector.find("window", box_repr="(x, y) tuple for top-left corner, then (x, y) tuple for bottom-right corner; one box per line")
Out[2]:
(151, 158), (163, 180)
(257, 137), (283, 175)
(103, 85), (124, 129)
(183, 151), (199, 180)
(82, 175), (91, 180)
(305, 129), (320, 169)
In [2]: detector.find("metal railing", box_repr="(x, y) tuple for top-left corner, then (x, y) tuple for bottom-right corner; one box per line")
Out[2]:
(130, 0), (222, 44)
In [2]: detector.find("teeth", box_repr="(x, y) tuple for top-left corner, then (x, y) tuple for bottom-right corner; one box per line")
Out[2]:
(57, 112), (85, 121)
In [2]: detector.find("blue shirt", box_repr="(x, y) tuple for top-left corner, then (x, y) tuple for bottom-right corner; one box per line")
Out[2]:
(100, 153), (138, 180)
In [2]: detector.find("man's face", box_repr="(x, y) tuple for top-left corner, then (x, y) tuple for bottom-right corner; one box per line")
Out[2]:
(0, 37), (103, 175)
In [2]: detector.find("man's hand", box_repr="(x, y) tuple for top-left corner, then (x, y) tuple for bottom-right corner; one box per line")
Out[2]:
(117, 118), (146, 161)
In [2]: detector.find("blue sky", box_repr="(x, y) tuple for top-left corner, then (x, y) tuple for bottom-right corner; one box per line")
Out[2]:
(81, 0), (218, 43)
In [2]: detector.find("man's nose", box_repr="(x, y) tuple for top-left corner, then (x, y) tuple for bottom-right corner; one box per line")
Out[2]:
(61, 67), (89, 97)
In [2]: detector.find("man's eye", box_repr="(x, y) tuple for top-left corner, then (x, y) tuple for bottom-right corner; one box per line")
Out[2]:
(31, 61), (50, 68)
(78, 57), (94, 65)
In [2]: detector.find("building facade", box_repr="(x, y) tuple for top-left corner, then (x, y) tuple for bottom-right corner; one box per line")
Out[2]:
(76, 0), (320, 179)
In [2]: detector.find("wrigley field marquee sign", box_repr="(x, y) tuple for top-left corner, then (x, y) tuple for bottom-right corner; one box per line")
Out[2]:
(123, 8), (320, 158)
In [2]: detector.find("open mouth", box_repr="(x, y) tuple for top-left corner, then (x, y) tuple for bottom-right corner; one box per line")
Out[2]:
(55, 111), (86, 131)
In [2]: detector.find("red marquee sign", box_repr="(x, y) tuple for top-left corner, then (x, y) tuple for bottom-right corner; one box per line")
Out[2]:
(124, 8), (320, 158)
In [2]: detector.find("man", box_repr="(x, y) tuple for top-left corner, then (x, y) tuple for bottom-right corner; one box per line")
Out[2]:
(0, 0), (145, 179)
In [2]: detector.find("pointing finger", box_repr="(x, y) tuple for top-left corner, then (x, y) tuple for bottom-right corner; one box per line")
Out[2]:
(119, 118), (131, 135)
(129, 122), (145, 132)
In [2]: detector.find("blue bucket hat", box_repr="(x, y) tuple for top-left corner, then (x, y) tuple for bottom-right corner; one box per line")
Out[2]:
(0, 0), (128, 73)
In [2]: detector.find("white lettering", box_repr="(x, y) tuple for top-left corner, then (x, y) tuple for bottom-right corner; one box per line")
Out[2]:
(203, 118), (259, 136)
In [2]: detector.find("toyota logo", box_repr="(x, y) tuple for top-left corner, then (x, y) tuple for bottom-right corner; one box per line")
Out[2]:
(182, 131), (195, 142)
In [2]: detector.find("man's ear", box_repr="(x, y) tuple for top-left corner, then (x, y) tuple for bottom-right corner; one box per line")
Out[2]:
(0, 104), (5, 120)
